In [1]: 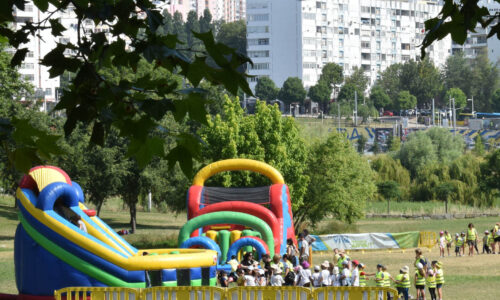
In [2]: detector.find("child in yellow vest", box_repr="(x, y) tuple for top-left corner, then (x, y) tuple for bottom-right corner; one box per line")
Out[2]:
(415, 263), (426, 300)
(483, 231), (491, 254)
(427, 269), (437, 300)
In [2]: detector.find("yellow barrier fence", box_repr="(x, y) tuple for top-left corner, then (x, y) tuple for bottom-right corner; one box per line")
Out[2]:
(419, 231), (437, 251)
(55, 286), (398, 300)
(54, 287), (140, 300)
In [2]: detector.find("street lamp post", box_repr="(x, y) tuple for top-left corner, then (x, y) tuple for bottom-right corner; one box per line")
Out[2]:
(468, 96), (474, 118)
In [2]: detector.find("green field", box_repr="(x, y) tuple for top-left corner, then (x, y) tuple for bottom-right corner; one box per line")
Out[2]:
(1, 195), (500, 299)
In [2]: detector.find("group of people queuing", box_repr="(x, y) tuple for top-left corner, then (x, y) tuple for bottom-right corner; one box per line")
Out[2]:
(217, 245), (443, 300)
(438, 222), (500, 257)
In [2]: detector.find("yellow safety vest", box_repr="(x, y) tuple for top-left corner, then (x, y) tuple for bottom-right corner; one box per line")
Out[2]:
(467, 228), (477, 241)
(400, 273), (411, 288)
(488, 235), (494, 245)
(495, 225), (499, 237)
(375, 271), (385, 287)
(414, 256), (425, 268)
(337, 256), (349, 269)
(359, 274), (366, 287)
(426, 274), (436, 288)
(445, 233), (452, 243)
(456, 237), (464, 247)
(415, 271), (425, 286)
(383, 271), (391, 287)
(435, 269), (444, 284)
(395, 274), (404, 288)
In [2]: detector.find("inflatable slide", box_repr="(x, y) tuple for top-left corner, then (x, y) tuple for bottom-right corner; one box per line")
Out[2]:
(179, 159), (297, 269)
(14, 166), (218, 296)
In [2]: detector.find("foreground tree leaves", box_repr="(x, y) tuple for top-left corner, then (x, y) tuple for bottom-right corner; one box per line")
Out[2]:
(421, 0), (500, 58)
(0, 0), (252, 175)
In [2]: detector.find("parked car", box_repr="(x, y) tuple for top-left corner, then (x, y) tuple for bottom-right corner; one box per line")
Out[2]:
(382, 111), (394, 116)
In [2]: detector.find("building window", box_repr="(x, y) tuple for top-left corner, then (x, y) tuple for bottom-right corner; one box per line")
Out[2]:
(304, 13), (316, 20)
(401, 43), (410, 50)
(376, 41), (381, 50)
(382, 54), (386, 61)
(361, 53), (371, 60)
(45, 88), (52, 96)
(339, 39), (344, 47)
(248, 14), (269, 22)
(26, 51), (34, 58)
(339, 50), (344, 58)
(248, 38), (269, 46)
(23, 74), (34, 81)
(250, 63), (270, 70)
(248, 26), (269, 33)
(20, 63), (34, 69)
(248, 50), (269, 58)
(361, 41), (370, 49)
(303, 62), (317, 69)
(402, 55), (410, 61)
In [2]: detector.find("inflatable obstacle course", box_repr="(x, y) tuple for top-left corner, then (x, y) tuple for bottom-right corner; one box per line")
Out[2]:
(179, 159), (297, 269)
(14, 166), (218, 296)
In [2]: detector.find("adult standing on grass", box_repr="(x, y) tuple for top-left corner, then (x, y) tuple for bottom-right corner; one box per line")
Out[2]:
(493, 223), (500, 254)
(414, 249), (427, 273)
(444, 230), (453, 256)
(466, 223), (478, 256)
(298, 233), (309, 263)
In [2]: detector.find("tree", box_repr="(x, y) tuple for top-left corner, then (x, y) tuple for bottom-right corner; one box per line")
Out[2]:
(387, 135), (401, 152)
(396, 91), (417, 110)
(0, 43), (33, 99)
(435, 182), (455, 214)
(492, 89), (500, 112)
(469, 48), (499, 112)
(357, 135), (367, 153)
(185, 11), (201, 49)
(474, 134), (485, 156)
(399, 59), (442, 107)
(299, 133), (376, 225)
(371, 155), (410, 188)
(199, 95), (310, 225)
(445, 88), (467, 111)
(443, 53), (473, 98)
(278, 77), (306, 105)
(0, 1), (253, 175)
(377, 180), (401, 214)
(338, 82), (360, 103)
(216, 20), (247, 55)
(421, 0), (500, 58)
(308, 81), (332, 113)
(255, 77), (279, 101)
(199, 9), (214, 33)
(398, 128), (464, 178)
(345, 67), (369, 94)
(377, 64), (402, 102)
(318, 63), (343, 88)
(480, 149), (500, 201)
(370, 86), (391, 110)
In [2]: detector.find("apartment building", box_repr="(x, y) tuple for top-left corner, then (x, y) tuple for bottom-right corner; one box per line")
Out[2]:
(164, 0), (245, 21)
(246, 0), (451, 91)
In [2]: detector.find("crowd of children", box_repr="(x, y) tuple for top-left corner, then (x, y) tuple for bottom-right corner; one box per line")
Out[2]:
(218, 247), (445, 300)
(438, 222), (500, 257)
(216, 223), (500, 299)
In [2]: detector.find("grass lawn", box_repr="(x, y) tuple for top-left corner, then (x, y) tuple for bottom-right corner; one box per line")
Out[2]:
(1, 194), (500, 299)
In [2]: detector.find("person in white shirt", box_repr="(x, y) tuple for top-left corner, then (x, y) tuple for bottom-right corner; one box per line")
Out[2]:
(243, 268), (256, 286)
(340, 260), (351, 286)
(298, 233), (309, 263)
(330, 266), (340, 287)
(351, 260), (360, 287)
(311, 265), (321, 287)
(319, 261), (331, 286)
(297, 261), (312, 287)
(270, 265), (285, 286)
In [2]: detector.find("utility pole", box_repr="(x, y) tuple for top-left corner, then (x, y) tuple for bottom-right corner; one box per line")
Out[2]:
(468, 96), (474, 118)
(354, 91), (358, 127)
(452, 97), (456, 135)
(432, 98), (435, 126)
(338, 101), (341, 130)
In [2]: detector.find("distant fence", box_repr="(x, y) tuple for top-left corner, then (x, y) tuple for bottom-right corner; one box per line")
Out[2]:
(55, 286), (398, 300)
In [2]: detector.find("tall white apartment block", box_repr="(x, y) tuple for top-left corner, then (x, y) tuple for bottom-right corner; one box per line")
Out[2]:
(247, 0), (451, 91)
(12, 3), (60, 103)
(165, 0), (246, 21)
(451, 0), (500, 65)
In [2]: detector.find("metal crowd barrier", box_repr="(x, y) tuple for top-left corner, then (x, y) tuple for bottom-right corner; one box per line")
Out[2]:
(54, 286), (398, 300)
(54, 287), (140, 300)
(419, 231), (437, 250)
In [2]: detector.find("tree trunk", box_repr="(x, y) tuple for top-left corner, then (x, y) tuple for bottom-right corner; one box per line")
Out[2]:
(130, 202), (137, 233)
(445, 198), (448, 214)
(387, 198), (390, 215)
(97, 201), (103, 217)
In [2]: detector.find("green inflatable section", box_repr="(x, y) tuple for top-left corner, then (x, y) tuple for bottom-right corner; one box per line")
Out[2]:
(18, 213), (144, 288)
(217, 230), (230, 263)
(178, 211), (275, 258)
(241, 229), (255, 255)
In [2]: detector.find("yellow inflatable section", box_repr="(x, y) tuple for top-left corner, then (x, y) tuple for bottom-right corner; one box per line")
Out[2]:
(192, 159), (285, 186)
